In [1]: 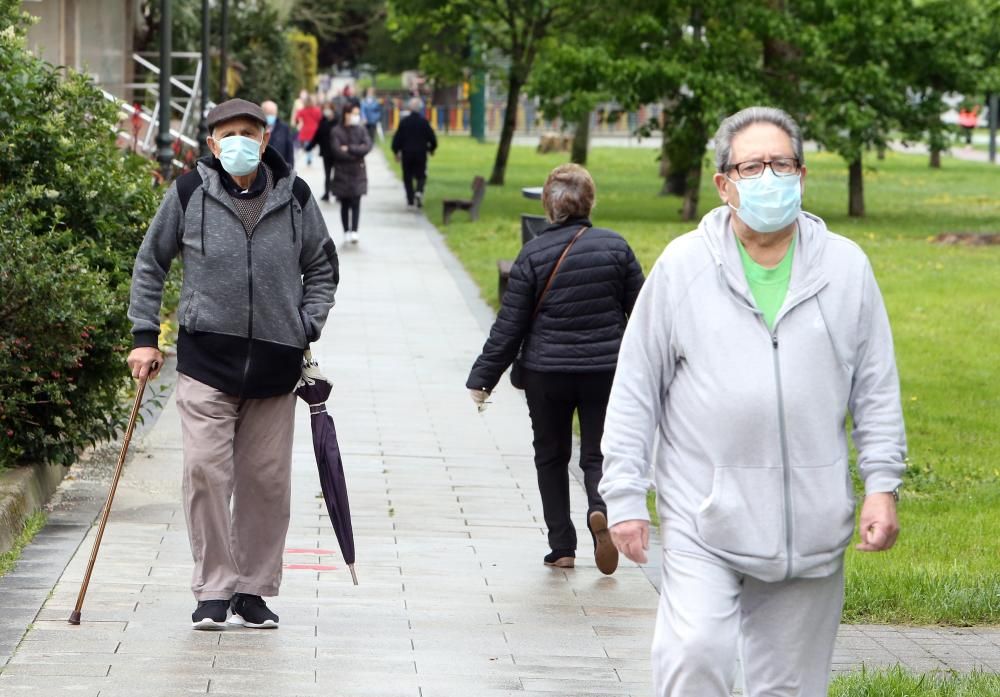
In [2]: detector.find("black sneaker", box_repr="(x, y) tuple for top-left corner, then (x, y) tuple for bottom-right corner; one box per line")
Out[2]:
(191, 600), (229, 630)
(228, 593), (279, 629)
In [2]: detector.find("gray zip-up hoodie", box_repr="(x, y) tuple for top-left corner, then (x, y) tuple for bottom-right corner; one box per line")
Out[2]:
(128, 148), (339, 398)
(599, 206), (906, 582)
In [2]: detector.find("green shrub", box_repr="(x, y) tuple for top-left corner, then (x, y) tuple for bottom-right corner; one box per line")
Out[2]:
(288, 30), (319, 94)
(0, 1), (161, 467)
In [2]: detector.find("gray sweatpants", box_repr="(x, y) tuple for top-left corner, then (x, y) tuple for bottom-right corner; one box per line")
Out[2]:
(175, 374), (296, 601)
(653, 550), (844, 697)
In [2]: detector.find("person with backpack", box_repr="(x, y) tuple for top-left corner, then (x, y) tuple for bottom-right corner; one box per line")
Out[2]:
(126, 98), (339, 631)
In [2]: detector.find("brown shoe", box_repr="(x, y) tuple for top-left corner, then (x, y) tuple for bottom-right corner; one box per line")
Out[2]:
(589, 510), (619, 575)
(543, 549), (575, 568)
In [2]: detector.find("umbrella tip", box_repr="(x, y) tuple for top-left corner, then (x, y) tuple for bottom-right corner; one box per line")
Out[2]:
(349, 564), (358, 586)
(68, 611), (81, 625)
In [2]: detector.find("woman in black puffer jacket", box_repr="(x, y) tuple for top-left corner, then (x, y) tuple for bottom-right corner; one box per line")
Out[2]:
(466, 163), (644, 575)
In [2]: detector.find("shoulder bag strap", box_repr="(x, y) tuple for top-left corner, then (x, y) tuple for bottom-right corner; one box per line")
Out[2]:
(531, 225), (588, 321)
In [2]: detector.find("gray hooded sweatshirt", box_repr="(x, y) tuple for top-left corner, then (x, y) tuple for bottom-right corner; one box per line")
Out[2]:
(599, 206), (906, 582)
(128, 148), (339, 398)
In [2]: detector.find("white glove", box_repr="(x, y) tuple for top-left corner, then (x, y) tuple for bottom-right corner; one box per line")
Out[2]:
(469, 389), (490, 412)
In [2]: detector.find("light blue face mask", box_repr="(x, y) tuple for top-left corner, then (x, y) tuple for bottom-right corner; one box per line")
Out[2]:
(217, 135), (263, 177)
(727, 170), (802, 233)
(265, 114), (277, 127)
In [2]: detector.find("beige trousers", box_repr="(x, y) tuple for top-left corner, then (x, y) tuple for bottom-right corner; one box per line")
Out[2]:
(174, 374), (296, 601)
(653, 550), (844, 697)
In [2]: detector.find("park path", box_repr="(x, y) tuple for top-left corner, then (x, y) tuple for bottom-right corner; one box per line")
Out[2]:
(0, 147), (996, 697)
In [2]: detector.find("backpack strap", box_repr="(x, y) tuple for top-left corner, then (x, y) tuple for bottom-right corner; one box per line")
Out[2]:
(175, 169), (204, 213)
(292, 176), (311, 208)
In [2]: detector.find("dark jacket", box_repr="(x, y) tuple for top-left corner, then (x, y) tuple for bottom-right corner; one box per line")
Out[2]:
(306, 116), (336, 160)
(129, 147), (339, 398)
(466, 218), (644, 391)
(330, 124), (372, 199)
(268, 118), (296, 167)
(391, 112), (437, 156)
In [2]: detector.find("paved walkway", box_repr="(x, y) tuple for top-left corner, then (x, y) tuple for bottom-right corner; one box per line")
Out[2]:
(0, 148), (997, 697)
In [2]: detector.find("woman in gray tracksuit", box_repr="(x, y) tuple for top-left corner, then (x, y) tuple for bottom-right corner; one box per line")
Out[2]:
(598, 106), (906, 696)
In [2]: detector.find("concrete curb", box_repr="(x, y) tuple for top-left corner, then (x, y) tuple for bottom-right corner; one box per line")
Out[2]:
(0, 462), (69, 555)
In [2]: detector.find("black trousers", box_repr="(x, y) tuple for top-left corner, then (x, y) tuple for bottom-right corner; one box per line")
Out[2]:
(401, 152), (427, 205)
(321, 157), (334, 199)
(339, 196), (361, 232)
(521, 367), (615, 552)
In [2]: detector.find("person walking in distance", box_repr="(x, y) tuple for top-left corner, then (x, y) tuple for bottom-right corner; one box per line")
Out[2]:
(467, 164), (644, 574)
(331, 103), (372, 245)
(600, 106), (906, 696)
(126, 98), (339, 630)
(293, 95), (322, 167)
(391, 97), (437, 208)
(306, 103), (337, 201)
(361, 88), (382, 143)
(262, 99), (295, 168)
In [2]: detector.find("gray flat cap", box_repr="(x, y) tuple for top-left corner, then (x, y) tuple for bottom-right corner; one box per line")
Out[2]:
(206, 98), (267, 131)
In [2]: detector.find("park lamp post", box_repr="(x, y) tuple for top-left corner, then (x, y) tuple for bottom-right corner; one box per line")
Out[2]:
(219, 0), (229, 101)
(196, 0), (210, 156)
(156, 0), (173, 180)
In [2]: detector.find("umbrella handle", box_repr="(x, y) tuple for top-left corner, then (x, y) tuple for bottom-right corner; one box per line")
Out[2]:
(69, 374), (149, 624)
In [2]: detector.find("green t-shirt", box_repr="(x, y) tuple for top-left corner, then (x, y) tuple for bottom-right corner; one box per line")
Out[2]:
(736, 235), (796, 330)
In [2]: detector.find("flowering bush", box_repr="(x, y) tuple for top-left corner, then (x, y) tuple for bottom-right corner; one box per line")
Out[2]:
(0, 1), (161, 467)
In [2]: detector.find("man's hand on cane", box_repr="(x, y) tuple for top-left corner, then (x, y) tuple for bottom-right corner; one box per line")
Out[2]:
(127, 347), (164, 381)
(611, 519), (649, 564)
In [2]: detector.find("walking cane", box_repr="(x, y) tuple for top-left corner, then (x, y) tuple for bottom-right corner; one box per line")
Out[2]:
(68, 371), (152, 625)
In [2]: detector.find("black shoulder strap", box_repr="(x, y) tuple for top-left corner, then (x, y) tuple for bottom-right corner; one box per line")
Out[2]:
(175, 169), (204, 213)
(292, 177), (311, 208)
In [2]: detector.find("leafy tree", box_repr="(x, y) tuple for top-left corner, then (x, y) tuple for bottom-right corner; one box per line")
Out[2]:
(390, 0), (602, 185)
(291, 0), (385, 69)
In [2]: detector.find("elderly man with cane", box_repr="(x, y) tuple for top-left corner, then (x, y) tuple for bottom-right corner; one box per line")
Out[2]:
(599, 106), (906, 696)
(127, 98), (339, 630)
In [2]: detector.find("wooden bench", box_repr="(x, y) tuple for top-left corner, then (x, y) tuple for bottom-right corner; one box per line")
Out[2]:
(497, 214), (549, 299)
(442, 176), (486, 224)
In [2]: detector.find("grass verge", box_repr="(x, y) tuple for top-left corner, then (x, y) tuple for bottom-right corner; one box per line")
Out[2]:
(0, 510), (46, 577)
(830, 665), (1000, 696)
(388, 136), (1000, 625)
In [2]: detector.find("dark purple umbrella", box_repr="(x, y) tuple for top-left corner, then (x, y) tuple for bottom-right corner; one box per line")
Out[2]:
(296, 351), (357, 585)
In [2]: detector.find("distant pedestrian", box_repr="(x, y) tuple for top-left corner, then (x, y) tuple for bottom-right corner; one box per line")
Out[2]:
(958, 105), (979, 145)
(600, 106), (905, 696)
(391, 97), (437, 208)
(331, 104), (373, 245)
(306, 103), (337, 201)
(333, 85), (361, 119)
(467, 163), (644, 575)
(262, 99), (295, 167)
(126, 98), (339, 631)
(361, 88), (383, 143)
(294, 95), (322, 166)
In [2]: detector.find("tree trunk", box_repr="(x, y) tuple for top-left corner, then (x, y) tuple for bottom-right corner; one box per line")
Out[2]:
(570, 112), (590, 165)
(848, 157), (864, 217)
(489, 74), (524, 186)
(680, 159), (702, 221)
(929, 148), (941, 168)
(658, 102), (687, 196)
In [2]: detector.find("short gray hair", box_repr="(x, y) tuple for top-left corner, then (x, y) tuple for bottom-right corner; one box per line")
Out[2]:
(408, 97), (423, 112)
(713, 106), (804, 172)
(542, 163), (595, 224)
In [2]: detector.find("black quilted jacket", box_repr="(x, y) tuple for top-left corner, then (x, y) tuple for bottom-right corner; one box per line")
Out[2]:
(467, 217), (644, 391)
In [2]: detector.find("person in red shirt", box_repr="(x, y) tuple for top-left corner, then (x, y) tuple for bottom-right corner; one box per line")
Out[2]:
(958, 105), (980, 145)
(293, 95), (322, 166)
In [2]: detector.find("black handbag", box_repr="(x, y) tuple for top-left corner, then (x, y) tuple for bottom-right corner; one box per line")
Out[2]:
(510, 225), (589, 389)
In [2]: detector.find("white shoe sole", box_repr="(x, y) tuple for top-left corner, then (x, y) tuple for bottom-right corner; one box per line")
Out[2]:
(227, 613), (278, 629)
(191, 617), (227, 630)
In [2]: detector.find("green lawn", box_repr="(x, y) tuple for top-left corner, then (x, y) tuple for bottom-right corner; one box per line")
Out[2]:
(0, 510), (46, 577)
(389, 136), (1000, 626)
(830, 666), (1000, 696)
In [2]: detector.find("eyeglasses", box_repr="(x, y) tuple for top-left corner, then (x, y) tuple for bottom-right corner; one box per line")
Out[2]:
(724, 157), (800, 179)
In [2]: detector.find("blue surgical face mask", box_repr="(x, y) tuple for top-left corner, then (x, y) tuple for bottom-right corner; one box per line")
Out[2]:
(265, 114), (277, 127)
(217, 135), (263, 177)
(727, 169), (802, 233)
